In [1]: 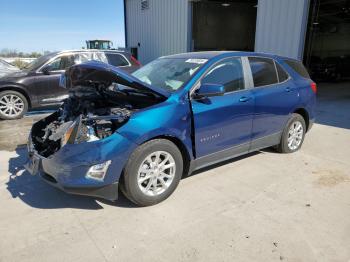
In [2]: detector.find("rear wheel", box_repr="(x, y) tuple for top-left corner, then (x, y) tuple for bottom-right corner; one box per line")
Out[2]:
(276, 113), (306, 153)
(121, 139), (183, 206)
(0, 90), (28, 120)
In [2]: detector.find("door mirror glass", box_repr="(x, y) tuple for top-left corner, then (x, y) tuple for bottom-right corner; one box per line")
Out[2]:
(195, 83), (225, 98)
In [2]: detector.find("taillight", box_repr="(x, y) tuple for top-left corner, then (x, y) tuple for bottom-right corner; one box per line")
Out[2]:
(130, 55), (141, 66)
(310, 82), (317, 93)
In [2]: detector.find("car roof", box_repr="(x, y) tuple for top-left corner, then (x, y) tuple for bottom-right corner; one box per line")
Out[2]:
(162, 51), (294, 61)
(54, 49), (129, 55)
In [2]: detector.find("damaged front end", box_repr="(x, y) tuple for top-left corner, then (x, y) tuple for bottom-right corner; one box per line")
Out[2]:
(31, 106), (133, 157)
(26, 62), (168, 200)
(31, 61), (167, 157)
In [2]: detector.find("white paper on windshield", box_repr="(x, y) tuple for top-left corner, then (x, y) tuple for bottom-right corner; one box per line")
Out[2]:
(185, 59), (208, 64)
(165, 80), (183, 90)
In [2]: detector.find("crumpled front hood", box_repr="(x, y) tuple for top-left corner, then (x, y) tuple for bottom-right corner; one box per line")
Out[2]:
(64, 61), (170, 98)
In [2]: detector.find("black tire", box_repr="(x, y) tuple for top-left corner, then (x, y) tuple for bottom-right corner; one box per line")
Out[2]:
(276, 113), (306, 153)
(121, 139), (183, 206)
(0, 90), (28, 120)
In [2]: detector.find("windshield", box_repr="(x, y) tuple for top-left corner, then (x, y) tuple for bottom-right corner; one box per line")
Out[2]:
(24, 53), (57, 71)
(132, 58), (207, 92)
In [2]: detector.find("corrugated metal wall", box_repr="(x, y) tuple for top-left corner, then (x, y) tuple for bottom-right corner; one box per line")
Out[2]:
(125, 0), (189, 64)
(255, 0), (310, 60)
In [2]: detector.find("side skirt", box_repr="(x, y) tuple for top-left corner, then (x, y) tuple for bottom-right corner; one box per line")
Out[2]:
(188, 131), (282, 174)
(189, 142), (250, 174)
(249, 131), (282, 153)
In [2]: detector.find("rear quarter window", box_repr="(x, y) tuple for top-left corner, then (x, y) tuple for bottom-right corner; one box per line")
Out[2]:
(284, 59), (310, 79)
(105, 53), (129, 67)
(275, 62), (289, 82)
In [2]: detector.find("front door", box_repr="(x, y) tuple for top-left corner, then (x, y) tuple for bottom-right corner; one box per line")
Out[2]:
(191, 57), (254, 158)
(37, 54), (75, 105)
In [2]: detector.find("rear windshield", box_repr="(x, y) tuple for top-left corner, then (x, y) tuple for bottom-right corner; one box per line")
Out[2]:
(284, 59), (310, 79)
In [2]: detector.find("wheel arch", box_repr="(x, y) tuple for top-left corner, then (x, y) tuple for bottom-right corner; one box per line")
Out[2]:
(0, 86), (32, 108)
(293, 108), (309, 131)
(122, 134), (192, 180)
(147, 135), (192, 178)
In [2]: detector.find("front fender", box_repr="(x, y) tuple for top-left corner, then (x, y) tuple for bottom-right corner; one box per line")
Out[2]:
(117, 99), (194, 160)
(0, 82), (33, 107)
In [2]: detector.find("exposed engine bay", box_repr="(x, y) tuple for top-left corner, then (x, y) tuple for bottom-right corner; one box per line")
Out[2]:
(31, 62), (166, 157)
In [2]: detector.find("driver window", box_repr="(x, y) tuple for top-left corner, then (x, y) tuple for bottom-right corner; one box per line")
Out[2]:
(47, 57), (62, 71)
(46, 55), (75, 71)
(201, 57), (245, 93)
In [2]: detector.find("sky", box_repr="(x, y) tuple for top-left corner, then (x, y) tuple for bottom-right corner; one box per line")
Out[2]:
(0, 0), (125, 53)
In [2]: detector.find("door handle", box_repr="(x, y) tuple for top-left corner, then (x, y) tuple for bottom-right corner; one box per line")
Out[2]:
(285, 87), (292, 92)
(239, 96), (251, 102)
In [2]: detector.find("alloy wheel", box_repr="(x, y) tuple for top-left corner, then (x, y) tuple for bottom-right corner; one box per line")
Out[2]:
(287, 120), (304, 150)
(0, 94), (25, 117)
(137, 151), (176, 196)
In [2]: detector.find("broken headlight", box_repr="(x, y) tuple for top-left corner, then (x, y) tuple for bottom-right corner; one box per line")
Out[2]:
(61, 122), (76, 146)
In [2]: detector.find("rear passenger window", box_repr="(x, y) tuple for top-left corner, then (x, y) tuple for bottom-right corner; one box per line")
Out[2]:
(275, 62), (289, 82)
(201, 57), (245, 93)
(105, 53), (129, 67)
(93, 52), (108, 63)
(249, 57), (278, 87)
(74, 53), (94, 64)
(284, 59), (310, 79)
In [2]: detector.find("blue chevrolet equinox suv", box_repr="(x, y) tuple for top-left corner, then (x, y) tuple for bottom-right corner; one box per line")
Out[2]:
(26, 51), (316, 206)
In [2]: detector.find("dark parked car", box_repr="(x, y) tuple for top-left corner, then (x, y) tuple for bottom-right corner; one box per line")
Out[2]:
(26, 51), (316, 206)
(310, 55), (350, 81)
(0, 50), (141, 120)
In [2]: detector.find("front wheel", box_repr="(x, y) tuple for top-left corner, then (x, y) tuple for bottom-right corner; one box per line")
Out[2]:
(0, 90), (28, 120)
(121, 139), (183, 206)
(276, 113), (306, 153)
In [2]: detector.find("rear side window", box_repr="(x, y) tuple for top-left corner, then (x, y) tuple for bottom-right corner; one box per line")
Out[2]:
(275, 62), (289, 82)
(74, 53), (94, 64)
(248, 57), (278, 87)
(105, 53), (129, 67)
(284, 59), (310, 79)
(93, 52), (108, 63)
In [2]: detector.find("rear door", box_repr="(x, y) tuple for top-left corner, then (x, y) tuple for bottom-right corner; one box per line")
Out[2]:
(191, 57), (254, 158)
(248, 57), (299, 146)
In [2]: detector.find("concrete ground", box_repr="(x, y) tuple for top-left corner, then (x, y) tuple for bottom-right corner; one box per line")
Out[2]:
(0, 82), (349, 262)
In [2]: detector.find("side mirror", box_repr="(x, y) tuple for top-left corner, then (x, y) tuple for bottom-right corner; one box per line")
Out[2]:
(194, 83), (225, 99)
(41, 65), (51, 75)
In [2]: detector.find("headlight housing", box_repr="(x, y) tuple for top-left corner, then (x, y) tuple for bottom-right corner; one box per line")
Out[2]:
(61, 122), (76, 146)
(60, 115), (100, 146)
